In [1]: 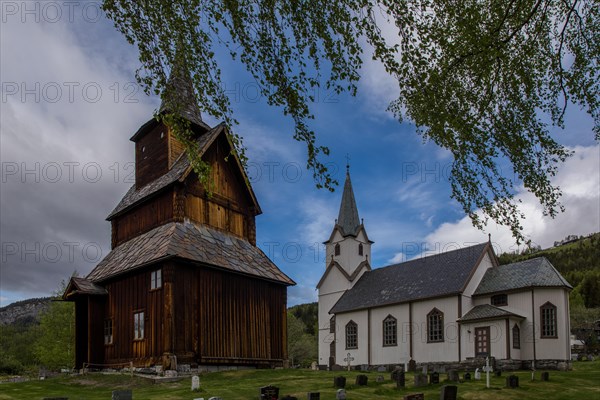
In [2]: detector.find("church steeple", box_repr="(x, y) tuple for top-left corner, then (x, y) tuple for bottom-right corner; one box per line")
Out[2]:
(159, 53), (204, 127)
(336, 165), (361, 236)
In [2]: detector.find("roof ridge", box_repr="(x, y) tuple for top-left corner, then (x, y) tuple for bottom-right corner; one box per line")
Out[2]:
(382, 242), (488, 270)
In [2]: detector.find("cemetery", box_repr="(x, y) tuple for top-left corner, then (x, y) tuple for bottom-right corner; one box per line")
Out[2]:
(0, 360), (598, 399)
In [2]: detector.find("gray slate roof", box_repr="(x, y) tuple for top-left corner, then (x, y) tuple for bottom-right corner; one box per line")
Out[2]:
(330, 243), (490, 314)
(458, 304), (524, 322)
(86, 220), (295, 286)
(336, 169), (361, 236)
(108, 124), (224, 220)
(473, 257), (571, 295)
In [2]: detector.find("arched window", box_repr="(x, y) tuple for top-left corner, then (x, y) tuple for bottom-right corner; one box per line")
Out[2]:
(512, 324), (520, 349)
(383, 315), (397, 346)
(330, 315), (336, 333)
(358, 243), (364, 256)
(540, 302), (558, 338)
(345, 321), (358, 349)
(427, 308), (444, 343)
(334, 243), (341, 256)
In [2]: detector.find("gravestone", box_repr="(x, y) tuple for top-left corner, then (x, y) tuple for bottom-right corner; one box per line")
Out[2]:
(311, 362), (318, 371)
(333, 376), (346, 388)
(355, 374), (368, 386)
(430, 372), (440, 384)
(376, 375), (385, 383)
(260, 385), (279, 399)
(336, 389), (346, 400)
(165, 370), (178, 378)
(403, 394), (424, 400)
(360, 364), (369, 372)
(307, 393), (320, 400)
(112, 390), (132, 400)
(377, 366), (387, 372)
(440, 385), (458, 400)
(408, 359), (417, 372)
(392, 369), (406, 388)
(191, 375), (200, 391)
(463, 372), (471, 381)
(331, 364), (344, 371)
(506, 375), (519, 388)
(414, 374), (428, 387)
(541, 372), (549, 381)
(474, 368), (481, 380)
(447, 370), (459, 382)
(422, 365), (428, 375)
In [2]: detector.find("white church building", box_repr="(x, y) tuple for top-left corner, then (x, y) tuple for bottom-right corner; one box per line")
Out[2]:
(317, 168), (572, 370)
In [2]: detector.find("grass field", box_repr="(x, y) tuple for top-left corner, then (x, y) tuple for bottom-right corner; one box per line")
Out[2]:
(0, 361), (598, 399)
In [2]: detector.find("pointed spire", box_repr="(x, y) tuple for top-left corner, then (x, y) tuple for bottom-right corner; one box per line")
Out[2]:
(159, 51), (204, 127)
(337, 165), (361, 236)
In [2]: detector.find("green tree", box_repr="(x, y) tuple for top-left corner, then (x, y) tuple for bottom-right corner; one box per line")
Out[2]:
(287, 312), (317, 367)
(34, 281), (76, 371)
(101, 0), (598, 242)
(0, 323), (41, 374)
(34, 300), (75, 371)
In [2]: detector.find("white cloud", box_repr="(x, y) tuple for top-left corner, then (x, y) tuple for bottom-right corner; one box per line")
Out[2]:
(424, 145), (600, 254)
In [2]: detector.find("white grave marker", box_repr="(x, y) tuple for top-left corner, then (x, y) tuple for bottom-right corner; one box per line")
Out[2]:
(191, 375), (200, 391)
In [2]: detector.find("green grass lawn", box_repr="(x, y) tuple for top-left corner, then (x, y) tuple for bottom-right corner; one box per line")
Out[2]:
(1, 361), (599, 399)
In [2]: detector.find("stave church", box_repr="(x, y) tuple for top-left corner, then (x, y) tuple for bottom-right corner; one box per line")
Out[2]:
(63, 68), (294, 370)
(318, 167), (572, 371)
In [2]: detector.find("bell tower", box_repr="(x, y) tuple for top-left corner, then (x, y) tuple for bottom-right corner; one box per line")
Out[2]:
(317, 165), (372, 368)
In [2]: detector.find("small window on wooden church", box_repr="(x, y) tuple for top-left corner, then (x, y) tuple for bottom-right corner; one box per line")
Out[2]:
(330, 315), (336, 333)
(358, 243), (363, 256)
(427, 308), (444, 343)
(133, 311), (145, 340)
(383, 315), (397, 346)
(345, 321), (358, 349)
(491, 294), (508, 306)
(334, 243), (340, 256)
(104, 319), (113, 345)
(541, 302), (558, 338)
(150, 269), (162, 290)
(512, 324), (520, 349)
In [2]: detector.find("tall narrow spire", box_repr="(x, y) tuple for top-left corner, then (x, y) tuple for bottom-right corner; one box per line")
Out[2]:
(159, 53), (204, 127)
(337, 166), (361, 236)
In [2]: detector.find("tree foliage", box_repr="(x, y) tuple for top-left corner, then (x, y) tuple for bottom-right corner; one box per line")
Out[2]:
(34, 299), (75, 371)
(287, 311), (317, 367)
(101, 0), (598, 242)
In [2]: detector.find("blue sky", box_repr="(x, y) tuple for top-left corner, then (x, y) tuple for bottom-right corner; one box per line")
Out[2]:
(1, 3), (598, 307)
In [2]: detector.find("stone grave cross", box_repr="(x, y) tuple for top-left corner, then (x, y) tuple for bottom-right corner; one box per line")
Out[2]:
(343, 353), (354, 372)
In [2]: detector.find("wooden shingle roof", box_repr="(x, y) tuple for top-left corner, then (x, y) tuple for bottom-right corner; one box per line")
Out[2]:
(86, 221), (295, 286)
(63, 276), (108, 299)
(108, 124), (261, 220)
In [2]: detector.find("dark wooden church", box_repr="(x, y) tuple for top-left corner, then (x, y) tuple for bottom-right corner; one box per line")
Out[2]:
(63, 71), (295, 369)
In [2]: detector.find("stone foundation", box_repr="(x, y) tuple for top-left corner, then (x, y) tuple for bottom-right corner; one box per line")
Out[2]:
(355, 358), (571, 373)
